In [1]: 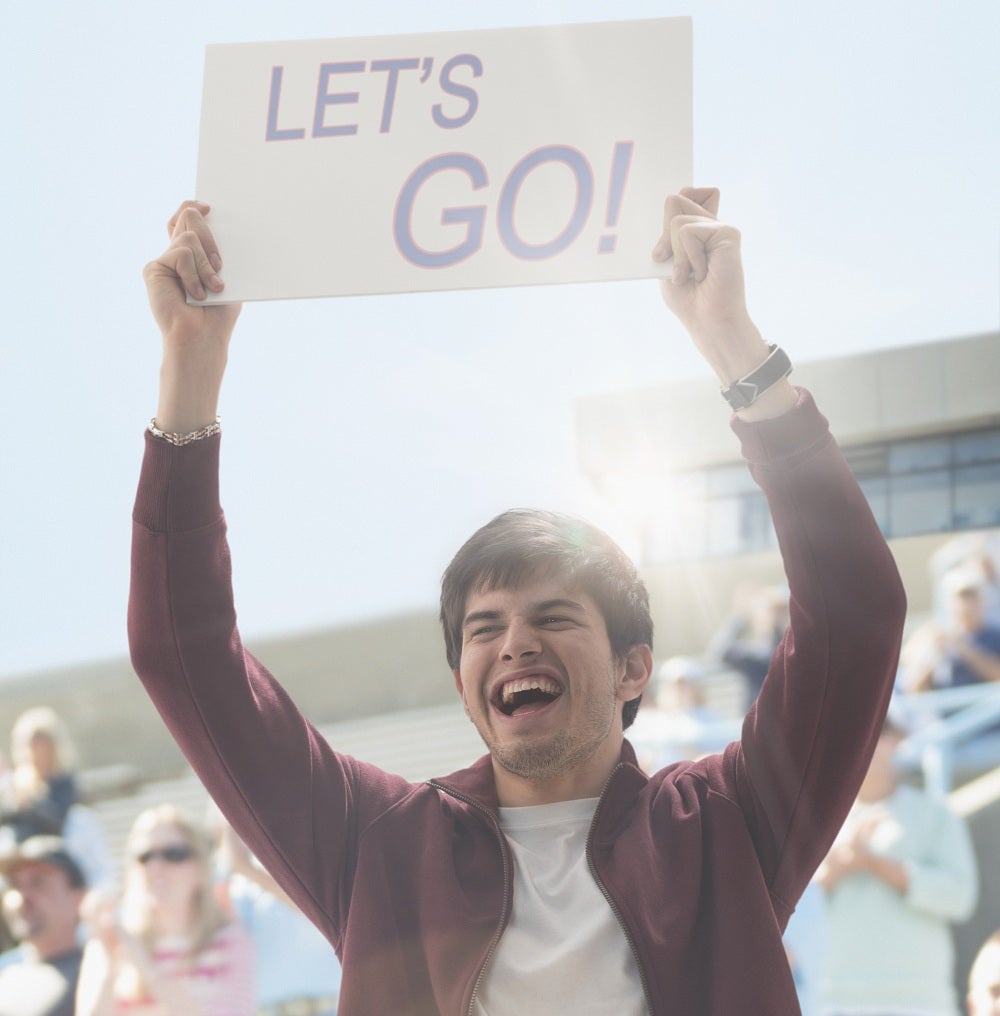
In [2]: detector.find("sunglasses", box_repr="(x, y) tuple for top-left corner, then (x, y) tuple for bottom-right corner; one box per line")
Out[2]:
(135, 845), (195, 865)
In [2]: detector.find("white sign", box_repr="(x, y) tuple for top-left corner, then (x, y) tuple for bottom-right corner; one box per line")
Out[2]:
(196, 18), (691, 302)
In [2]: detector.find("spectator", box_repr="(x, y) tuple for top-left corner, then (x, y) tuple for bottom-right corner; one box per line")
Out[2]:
(0, 709), (115, 895)
(931, 532), (1000, 629)
(817, 712), (978, 1015)
(76, 804), (254, 1015)
(708, 583), (789, 707)
(628, 656), (726, 769)
(967, 929), (1000, 1015)
(213, 818), (340, 1016)
(0, 835), (88, 1016)
(0, 709), (78, 848)
(900, 567), (1000, 693)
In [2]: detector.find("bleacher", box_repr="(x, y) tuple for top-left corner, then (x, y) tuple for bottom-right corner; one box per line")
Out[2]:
(89, 702), (484, 868)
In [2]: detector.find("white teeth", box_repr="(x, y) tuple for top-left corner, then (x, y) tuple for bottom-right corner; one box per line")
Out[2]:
(500, 677), (561, 704)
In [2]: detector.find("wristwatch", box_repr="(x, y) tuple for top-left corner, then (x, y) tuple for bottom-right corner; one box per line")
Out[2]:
(720, 344), (793, 410)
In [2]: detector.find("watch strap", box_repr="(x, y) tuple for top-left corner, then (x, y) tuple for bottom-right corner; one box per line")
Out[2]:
(720, 344), (793, 410)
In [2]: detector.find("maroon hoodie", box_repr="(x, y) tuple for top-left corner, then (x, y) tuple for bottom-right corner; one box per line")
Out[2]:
(129, 390), (905, 1015)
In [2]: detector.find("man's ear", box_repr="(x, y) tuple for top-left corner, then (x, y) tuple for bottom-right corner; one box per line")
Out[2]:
(618, 644), (653, 703)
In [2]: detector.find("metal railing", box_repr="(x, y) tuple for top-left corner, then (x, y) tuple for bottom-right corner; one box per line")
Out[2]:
(895, 685), (1000, 796)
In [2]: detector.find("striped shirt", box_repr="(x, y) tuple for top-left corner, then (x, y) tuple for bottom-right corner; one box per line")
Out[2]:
(114, 922), (255, 1016)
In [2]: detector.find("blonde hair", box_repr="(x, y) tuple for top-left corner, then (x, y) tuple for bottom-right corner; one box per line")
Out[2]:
(11, 706), (77, 773)
(9, 707), (77, 808)
(121, 804), (228, 960)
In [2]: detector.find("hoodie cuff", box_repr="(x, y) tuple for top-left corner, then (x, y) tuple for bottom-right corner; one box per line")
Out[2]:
(729, 387), (832, 468)
(132, 429), (223, 533)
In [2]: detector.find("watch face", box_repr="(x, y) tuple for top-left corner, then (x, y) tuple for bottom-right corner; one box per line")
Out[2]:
(722, 382), (755, 410)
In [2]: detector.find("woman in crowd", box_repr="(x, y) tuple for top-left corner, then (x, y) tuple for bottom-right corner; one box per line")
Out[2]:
(76, 803), (254, 1015)
(0, 706), (79, 845)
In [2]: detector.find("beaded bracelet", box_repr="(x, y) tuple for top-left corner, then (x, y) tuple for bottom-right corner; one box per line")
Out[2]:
(148, 416), (221, 446)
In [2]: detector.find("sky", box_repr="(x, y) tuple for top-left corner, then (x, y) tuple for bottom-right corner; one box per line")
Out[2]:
(1, 0), (998, 680)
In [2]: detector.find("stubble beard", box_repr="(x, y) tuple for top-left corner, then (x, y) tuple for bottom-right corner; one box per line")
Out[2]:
(479, 679), (619, 783)
(490, 730), (605, 782)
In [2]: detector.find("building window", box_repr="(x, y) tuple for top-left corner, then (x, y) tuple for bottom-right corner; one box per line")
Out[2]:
(645, 425), (1000, 562)
(889, 470), (951, 536)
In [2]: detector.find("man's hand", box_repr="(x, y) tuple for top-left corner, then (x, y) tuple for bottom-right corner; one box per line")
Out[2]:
(652, 188), (796, 420)
(143, 201), (242, 434)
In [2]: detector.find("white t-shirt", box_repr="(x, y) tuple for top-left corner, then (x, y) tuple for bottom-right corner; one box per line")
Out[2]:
(472, 797), (648, 1015)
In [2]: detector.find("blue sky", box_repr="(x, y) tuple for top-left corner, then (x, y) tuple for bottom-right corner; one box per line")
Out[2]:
(2, 0), (998, 678)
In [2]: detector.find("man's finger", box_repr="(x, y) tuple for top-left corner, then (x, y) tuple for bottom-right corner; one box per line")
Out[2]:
(652, 189), (720, 262)
(679, 187), (720, 217)
(666, 214), (710, 284)
(167, 200), (211, 236)
(171, 228), (225, 296)
(167, 202), (223, 272)
(167, 245), (207, 302)
(667, 219), (742, 286)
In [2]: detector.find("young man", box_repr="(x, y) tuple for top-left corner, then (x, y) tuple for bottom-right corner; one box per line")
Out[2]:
(0, 836), (88, 1016)
(129, 189), (906, 1014)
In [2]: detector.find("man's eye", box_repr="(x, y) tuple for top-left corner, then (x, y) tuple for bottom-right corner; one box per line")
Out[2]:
(540, 616), (571, 626)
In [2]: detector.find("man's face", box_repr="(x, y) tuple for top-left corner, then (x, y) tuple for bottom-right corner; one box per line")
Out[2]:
(453, 574), (648, 797)
(968, 943), (1000, 1016)
(2, 861), (81, 951)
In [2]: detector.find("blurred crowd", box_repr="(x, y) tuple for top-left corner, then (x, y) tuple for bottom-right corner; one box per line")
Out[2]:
(628, 530), (1000, 1016)
(1, 532), (999, 1015)
(0, 708), (341, 1016)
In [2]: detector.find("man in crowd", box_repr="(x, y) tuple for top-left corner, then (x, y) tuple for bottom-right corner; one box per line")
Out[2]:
(817, 712), (978, 1015)
(128, 188), (906, 1014)
(901, 566), (1000, 692)
(0, 836), (88, 1016)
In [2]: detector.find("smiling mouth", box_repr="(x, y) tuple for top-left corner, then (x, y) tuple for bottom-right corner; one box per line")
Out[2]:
(495, 677), (563, 717)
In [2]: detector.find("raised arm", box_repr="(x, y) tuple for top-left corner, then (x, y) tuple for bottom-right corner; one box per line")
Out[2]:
(652, 188), (907, 919)
(142, 201), (240, 434)
(651, 187), (797, 423)
(129, 204), (412, 951)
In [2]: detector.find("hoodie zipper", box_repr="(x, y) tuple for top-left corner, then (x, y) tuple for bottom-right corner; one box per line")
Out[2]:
(586, 762), (655, 1015)
(428, 781), (513, 1016)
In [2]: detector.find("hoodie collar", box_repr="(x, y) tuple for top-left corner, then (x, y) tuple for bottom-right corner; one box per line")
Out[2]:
(430, 740), (647, 817)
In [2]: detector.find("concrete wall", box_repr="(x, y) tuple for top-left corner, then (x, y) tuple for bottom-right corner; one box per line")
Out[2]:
(0, 608), (451, 784)
(576, 331), (1000, 475)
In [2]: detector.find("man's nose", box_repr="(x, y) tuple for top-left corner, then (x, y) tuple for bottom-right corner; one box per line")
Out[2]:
(500, 619), (541, 660)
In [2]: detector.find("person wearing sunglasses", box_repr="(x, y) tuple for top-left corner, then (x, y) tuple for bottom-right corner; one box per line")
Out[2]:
(75, 804), (255, 1016)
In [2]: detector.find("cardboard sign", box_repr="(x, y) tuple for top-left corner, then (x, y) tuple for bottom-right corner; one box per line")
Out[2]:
(195, 18), (691, 302)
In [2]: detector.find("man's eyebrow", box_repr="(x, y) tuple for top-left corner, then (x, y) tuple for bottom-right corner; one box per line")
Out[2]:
(461, 598), (587, 629)
(534, 598), (587, 614)
(462, 609), (503, 629)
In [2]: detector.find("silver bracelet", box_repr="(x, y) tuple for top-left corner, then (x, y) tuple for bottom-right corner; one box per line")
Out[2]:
(148, 416), (221, 446)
